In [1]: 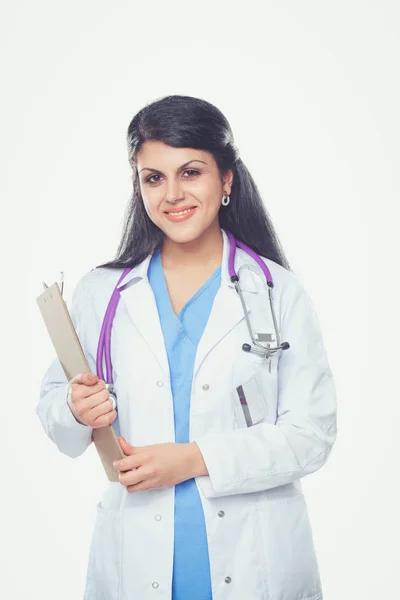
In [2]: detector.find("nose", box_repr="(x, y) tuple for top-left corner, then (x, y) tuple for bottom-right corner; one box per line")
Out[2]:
(165, 178), (184, 203)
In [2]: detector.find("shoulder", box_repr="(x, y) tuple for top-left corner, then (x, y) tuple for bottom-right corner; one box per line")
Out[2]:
(237, 247), (307, 300)
(79, 266), (125, 289)
(244, 251), (313, 323)
(262, 256), (305, 292)
(71, 266), (127, 309)
(257, 255), (323, 333)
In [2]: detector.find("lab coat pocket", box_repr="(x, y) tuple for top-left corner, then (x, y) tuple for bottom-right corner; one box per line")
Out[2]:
(233, 373), (268, 428)
(84, 501), (121, 600)
(256, 491), (322, 599)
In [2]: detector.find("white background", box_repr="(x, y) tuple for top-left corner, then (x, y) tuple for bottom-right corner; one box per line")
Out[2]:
(1, 1), (399, 598)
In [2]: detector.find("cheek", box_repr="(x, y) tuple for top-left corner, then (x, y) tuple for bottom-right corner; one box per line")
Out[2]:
(208, 193), (222, 216)
(142, 197), (151, 214)
(139, 181), (159, 212)
(199, 185), (222, 214)
(141, 194), (159, 222)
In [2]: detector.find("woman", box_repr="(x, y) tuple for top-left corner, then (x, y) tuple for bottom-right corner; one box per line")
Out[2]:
(37, 94), (337, 600)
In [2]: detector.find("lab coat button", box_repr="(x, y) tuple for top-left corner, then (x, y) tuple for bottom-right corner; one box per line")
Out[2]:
(155, 514), (162, 521)
(152, 582), (159, 589)
(202, 384), (210, 391)
(225, 576), (232, 584)
(157, 381), (164, 387)
(218, 510), (225, 518)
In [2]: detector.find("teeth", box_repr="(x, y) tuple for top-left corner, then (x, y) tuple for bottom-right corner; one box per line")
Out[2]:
(167, 208), (194, 216)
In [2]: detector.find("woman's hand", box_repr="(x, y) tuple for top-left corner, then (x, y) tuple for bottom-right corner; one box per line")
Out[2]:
(113, 436), (208, 492)
(67, 372), (117, 428)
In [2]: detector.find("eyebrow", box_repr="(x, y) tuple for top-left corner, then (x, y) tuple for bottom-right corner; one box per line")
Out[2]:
(138, 159), (208, 174)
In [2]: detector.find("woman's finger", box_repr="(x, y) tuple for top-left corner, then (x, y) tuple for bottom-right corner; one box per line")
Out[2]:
(83, 388), (111, 410)
(118, 464), (145, 487)
(91, 409), (117, 429)
(72, 379), (106, 401)
(127, 481), (151, 493)
(116, 454), (141, 474)
(70, 372), (98, 386)
(86, 393), (115, 418)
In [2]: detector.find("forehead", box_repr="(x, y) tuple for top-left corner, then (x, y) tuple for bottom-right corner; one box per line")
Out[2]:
(136, 140), (212, 167)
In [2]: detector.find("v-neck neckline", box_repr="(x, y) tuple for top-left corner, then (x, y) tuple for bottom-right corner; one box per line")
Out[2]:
(153, 249), (221, 321)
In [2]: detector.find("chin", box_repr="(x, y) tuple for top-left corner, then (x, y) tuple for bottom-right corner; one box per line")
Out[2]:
(161, 222), (209, 245)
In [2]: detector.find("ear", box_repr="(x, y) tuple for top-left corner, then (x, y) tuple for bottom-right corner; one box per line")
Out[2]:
(223, 169), (234, 194)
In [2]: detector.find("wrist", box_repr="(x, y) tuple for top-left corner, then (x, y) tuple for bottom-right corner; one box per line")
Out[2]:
(188, 442), (208, 477)
(65, 387), (87, 426)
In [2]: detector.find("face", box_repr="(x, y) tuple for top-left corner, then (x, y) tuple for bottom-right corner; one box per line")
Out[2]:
(135, 140), (233, 244)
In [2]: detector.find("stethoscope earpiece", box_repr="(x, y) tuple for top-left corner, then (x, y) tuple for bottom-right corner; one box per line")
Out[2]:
(242, 341), (290, 359)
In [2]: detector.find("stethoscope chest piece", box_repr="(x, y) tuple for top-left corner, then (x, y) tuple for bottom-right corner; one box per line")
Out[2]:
(104, 383), (117, 411)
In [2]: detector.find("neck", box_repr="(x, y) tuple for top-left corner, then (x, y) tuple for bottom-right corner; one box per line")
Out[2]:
(161, 222), (224, 270)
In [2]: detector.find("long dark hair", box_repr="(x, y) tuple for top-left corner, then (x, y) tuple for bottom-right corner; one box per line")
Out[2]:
(97, 95), (291, 272)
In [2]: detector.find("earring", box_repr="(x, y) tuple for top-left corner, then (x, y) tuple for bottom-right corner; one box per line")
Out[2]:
(221, 192), (230, 207)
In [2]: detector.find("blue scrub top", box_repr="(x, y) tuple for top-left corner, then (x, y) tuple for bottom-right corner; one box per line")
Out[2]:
(148, 247), (221, 600)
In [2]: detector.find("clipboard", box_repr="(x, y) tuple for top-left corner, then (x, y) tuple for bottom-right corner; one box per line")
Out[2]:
(36, 275), (124, 482)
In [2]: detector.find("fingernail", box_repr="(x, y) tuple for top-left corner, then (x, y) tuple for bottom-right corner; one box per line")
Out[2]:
(113, 461), (119, 470)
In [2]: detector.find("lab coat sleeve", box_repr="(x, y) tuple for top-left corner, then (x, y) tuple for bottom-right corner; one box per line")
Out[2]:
(35, 275), (94, 458)
(194, 282), (337, 498)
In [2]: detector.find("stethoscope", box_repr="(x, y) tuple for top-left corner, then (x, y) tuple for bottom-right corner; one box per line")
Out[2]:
(96, 231), (290, 409)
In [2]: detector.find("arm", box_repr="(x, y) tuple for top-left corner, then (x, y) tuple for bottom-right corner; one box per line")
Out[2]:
(194, 282), (337, 498)
(35, 276), (94, 458)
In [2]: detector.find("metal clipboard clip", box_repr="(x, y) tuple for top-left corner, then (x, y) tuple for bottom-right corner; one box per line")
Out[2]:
(43, 271), (64, 296)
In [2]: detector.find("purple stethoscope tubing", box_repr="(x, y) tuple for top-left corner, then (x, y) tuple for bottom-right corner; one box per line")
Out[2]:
(226, 231), (289, 358)
(96, 267), (132, 383)
(96, 232), (289, 391)
(225, 230), (273, 286)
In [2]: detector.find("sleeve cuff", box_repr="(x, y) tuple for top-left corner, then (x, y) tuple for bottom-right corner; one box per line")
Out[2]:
(50, 383), (93, 434)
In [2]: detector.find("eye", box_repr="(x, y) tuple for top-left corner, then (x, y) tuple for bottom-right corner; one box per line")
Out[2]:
(145, 174), (163, 184)
(183, 169), (200, 178)
(145, 169), (200, 185)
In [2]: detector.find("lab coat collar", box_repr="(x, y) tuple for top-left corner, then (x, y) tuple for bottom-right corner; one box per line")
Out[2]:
(114, 228), (260, 377)
(115, 228), (260, 293)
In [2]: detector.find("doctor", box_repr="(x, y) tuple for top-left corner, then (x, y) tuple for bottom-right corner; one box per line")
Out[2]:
(37, 94), (337, 600)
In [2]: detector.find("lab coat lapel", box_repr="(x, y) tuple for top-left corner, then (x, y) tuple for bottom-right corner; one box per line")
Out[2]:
(114, 229), (256, 380)
(117, 259), (170, 377)
(193, 229), (253, 377)
(193, 282), (244, 377)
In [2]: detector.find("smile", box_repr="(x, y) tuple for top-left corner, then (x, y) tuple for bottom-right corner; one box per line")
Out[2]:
(164, 206), (198, 222)
(165, 207), (197, 215)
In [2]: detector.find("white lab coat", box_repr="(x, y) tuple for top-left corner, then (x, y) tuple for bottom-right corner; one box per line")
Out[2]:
(37, 229), (337, 600)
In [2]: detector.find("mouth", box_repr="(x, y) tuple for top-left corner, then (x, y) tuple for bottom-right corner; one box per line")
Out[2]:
(164, 206), (198, 222)
(164, 206), (197, 216)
